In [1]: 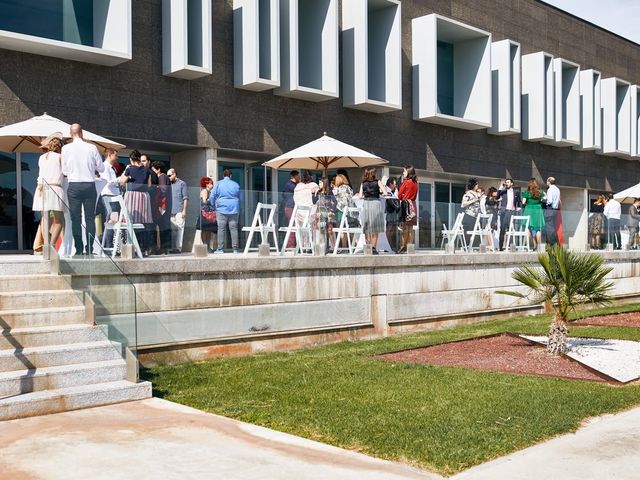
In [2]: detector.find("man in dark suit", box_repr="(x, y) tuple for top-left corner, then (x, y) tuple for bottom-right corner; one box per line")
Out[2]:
(497, 178), (522, 251)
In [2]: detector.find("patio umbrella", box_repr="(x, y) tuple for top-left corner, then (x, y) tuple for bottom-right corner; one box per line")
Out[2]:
(263, 133), (388, 178)
(613, 182), (640, 204)
(0, 112), (125, 153)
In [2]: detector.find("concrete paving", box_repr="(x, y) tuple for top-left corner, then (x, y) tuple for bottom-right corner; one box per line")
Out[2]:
(0, 398), (441, 480)
(452, 406), (640, 480)
(2, 398), (640, 480)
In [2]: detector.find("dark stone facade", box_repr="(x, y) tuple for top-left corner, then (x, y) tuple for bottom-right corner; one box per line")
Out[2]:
(0, 0), (639, 190)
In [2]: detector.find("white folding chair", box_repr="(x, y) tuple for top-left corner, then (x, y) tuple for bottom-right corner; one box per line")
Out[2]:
(332, 207), (363, 255)
(504, 215), (530, 251)
(242, 202), (279, 256)
(108, 195), (145, 259)
(466, 213), (494, 251)
(279, 204), (314, 255)
(441, 212), (467, 252)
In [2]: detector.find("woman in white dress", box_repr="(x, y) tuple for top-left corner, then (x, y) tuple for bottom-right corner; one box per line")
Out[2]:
(32, 134), (66, 250)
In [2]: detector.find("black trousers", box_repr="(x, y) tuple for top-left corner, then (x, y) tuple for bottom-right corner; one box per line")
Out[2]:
(67, 182), (97, 255)
(498, 209), (515, 250)
(462, 213), (477, 249)
(544, 209), (558, 246)
(157, 212), (172, 251)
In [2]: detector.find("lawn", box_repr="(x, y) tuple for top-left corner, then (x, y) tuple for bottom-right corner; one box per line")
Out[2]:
(144, 304), (640, 476)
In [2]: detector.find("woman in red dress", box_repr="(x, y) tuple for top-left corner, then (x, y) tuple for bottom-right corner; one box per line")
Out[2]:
(397, 165), (418, 253)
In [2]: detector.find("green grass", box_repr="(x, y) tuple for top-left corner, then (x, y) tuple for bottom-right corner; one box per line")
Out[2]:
(144, 304), (640, 476)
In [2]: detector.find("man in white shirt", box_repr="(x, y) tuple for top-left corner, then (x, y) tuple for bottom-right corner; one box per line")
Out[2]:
(98, 148), (121, 249)
(544, 177), (561, 246)
(604, 193), (622, 249)
(61, 123), (104, 255)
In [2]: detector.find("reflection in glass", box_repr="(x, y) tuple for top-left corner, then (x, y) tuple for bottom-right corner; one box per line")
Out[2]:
(0, 152), (18, 250)
(21, 153), (40, 251)
(0, 0), (94, 46)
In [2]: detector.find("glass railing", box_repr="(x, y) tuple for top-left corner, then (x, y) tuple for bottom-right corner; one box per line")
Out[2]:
(190, 187), (600, 254)
(41, 180), (616, 267)
(40, 180), (179, 379)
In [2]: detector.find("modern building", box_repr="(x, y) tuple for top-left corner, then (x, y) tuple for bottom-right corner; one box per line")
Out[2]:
(1, 0), (639, 252)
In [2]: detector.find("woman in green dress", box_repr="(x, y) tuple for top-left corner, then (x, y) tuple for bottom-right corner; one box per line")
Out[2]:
(522, 178), (545, 250)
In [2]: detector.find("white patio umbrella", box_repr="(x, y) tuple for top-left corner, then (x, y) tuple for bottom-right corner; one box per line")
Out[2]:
(0, 112), (125, 153)
(613, 182), (640, 204)
(263, 133), (388, 178)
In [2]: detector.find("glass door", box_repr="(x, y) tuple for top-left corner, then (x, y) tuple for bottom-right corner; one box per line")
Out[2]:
(0, 152), (18, 251)
(417, 182), (433, 249)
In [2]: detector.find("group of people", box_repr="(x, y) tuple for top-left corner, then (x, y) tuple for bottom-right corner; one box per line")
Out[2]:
(280, 165), (419, 254)
(589, 194), (625, 250)
(33, 127), (635, 257)
(461, 176), (561, 251)
(32, 123), (190, 257)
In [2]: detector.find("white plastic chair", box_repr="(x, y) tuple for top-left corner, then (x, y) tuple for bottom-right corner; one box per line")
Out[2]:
(332, 207), (363, 255)
(440, 212), (467, 252)
(466, 213), (494, 251)
(241, 202), (279, 256)
(279, 204), (314, 255)
(504, 215), (530, 251)
(105, 195), (145, 259)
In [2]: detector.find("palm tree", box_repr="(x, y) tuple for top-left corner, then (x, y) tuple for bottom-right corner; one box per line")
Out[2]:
(498, 245), (614, 355)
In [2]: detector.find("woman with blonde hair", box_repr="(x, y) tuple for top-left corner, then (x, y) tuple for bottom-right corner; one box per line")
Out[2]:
(32, 133), (66, 252)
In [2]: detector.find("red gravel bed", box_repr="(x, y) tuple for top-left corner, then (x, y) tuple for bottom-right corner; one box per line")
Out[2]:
(573, 312), (640, 328)
(379, 334), (609, 383)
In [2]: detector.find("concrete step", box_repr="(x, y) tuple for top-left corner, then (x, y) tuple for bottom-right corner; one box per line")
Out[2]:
(0, 306), (87, 329)
(0, 290), (83, 310)
(0, 275), (71, 293)
(0, 259), (52, 276)
(0, 341), (121, 373)
(0, 359), (126, 398)
(0, 380), (152, 421)
(0, 324), (107, 350)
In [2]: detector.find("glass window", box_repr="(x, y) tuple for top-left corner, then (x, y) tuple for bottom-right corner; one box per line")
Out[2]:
(437, 41), (454, 115)
(418, 183), (432, 249)
(0, 0), (94, 46)
(217, 162), (246, 191)
(0, 152), (18, 250)
(21, 153), (41, 251)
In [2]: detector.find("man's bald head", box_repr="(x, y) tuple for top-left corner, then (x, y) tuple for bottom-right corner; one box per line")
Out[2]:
(70, 123), (83, 139)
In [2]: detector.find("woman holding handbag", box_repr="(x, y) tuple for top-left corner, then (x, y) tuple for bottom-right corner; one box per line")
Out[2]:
(196, 176), (217, 253)
(397, 165), (418, 253)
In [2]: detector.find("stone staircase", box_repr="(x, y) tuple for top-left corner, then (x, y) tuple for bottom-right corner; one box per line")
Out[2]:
(0, 258), (151, 421)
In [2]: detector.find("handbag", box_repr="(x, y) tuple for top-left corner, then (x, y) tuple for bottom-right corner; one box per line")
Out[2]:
(401, 200), (416, 222)
(201, 205), (217, 224)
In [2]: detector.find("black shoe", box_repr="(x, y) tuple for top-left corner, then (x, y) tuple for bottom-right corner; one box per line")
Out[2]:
(372, 248), (379, 255)
(169, 249), (181, 254)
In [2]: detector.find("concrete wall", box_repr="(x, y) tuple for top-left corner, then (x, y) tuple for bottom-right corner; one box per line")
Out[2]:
(1, 1), (640, 192)
(61, 251), (640, 365)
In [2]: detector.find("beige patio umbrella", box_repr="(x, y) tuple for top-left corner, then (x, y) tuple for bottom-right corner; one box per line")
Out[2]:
(0, 112), (125, 153)
(263, 133), (388, 178)
(613, 182), (640, 204)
